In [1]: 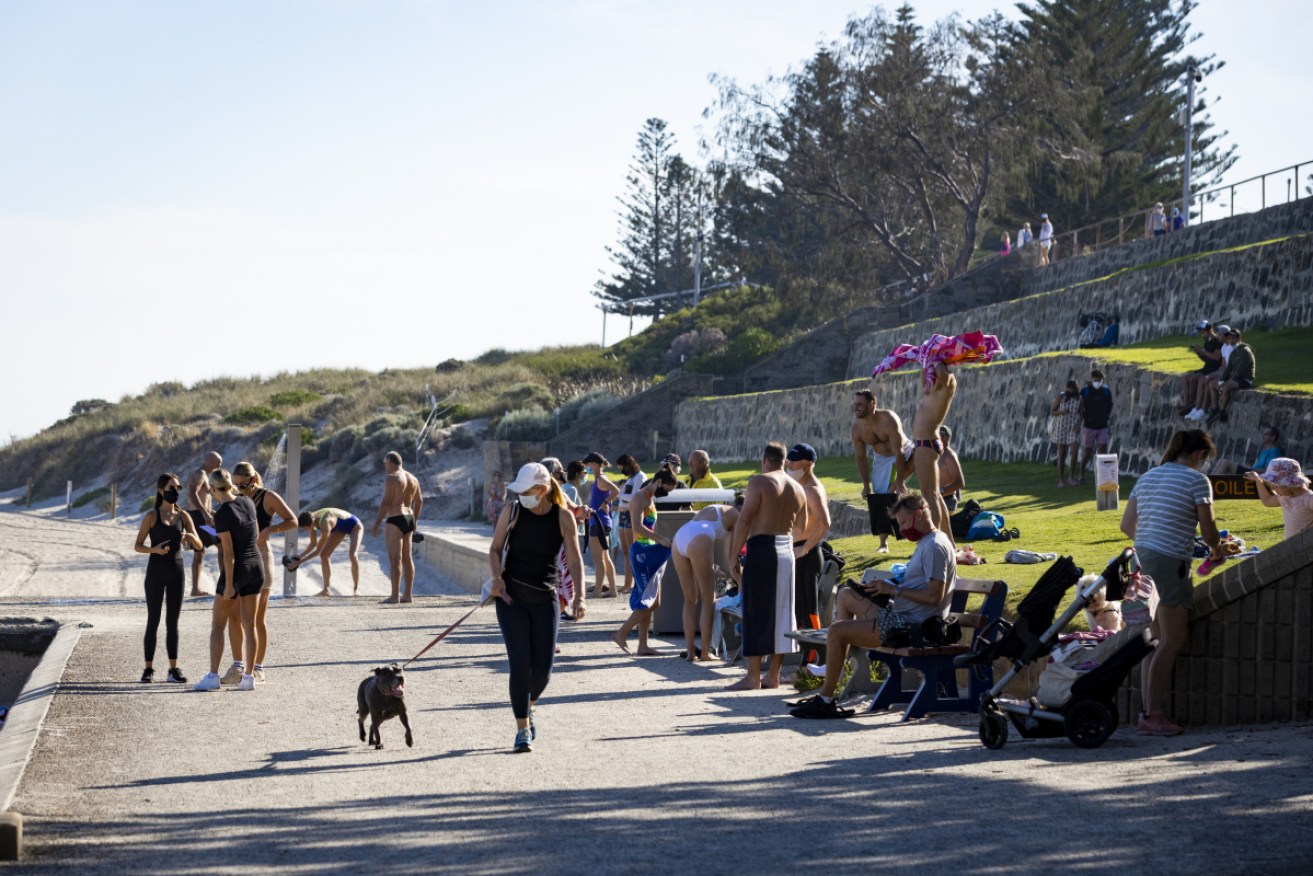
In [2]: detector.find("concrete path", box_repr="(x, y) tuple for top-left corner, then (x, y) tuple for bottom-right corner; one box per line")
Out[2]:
(2, 511), (1313, 873)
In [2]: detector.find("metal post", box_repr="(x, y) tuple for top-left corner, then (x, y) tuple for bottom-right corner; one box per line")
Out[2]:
(600, 304), (607, 347)
(692, 196), (704, 306)
(469, 477), (475, 519)
(1182, 65), (1197, 221)
(66, 480), (72, 516)
(109, 483), (117, 520)
(25, 478), (32, 508)
(283, 424), (302, 597)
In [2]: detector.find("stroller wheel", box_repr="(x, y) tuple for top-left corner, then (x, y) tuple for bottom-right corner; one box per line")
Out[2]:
(980, 710), (1009, 750)
(1063, 699), (1117, 749)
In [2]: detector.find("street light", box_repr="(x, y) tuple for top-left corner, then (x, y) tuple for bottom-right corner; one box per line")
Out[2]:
(1182, 63), (1202, 223)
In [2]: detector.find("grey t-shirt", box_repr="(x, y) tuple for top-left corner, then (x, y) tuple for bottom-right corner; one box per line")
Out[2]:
(894, 530), (956, 624)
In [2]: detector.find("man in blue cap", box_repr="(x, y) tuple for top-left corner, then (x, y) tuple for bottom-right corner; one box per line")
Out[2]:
(786, 443), (831, 640)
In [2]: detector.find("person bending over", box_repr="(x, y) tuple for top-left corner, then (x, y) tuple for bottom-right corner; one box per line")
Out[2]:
(289, 508), (364, 596)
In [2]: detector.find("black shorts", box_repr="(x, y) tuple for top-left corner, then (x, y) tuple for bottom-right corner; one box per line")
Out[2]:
(1230, 377), (1255, 390)
(617, 511), (632, 530)
(588, 520), (611, 541)
(216, 562), (264, 598)
(866, 493), (898, 538)
(386, 513), (416, 535)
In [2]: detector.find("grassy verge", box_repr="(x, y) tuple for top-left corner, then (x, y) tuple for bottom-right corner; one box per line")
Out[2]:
(713, 458), (1287, 614)
(1057, 328), (1313, 395)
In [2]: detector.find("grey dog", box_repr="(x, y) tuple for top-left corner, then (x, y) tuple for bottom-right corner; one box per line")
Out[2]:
(357, 663), (413, 749)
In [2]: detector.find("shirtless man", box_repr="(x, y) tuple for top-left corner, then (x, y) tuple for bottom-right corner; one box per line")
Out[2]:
(851, 390), (912, 553)
(371, 451), (424, 604)
(184, 451), (223, 596)
(910, 362), (957, 540)
(727, 442), (807, 691)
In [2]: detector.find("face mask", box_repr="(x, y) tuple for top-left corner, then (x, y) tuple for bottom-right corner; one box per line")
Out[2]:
(654, 487), (670, 499)
(1091, 381), (1103, 390)
(518, 494), (541, 510)
(786, 468), (804, 481)
(161, 488), (179, 505)
(901, 527), (925, 543)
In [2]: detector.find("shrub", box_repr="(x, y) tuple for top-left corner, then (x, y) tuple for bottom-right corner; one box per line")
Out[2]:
(269, 389), (321, 408)
(690, 327), (781, 374)
(138, 496), (157, 513)
(495, 407), (553, 441)
(449, 427), (477, 450)
(501, 382), (555, 412)
(329, 428), (362, 463)
(667, 327), (727, 365)
(435, 358), (465, 373)
(72, 486), (111, 509)
(70, 399), (112, 416)
(224, 406), (281, 425)
(144, 381), (186, 398)
(475, 348), (514, 366)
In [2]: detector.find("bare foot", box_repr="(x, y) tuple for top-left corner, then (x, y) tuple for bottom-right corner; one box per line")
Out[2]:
(610, 631), (631, 654)
(618, 586), (633, 594)
(400, 596), (413, 603)
(697, 654), (717, 662)
(381, 596), (400, 604)
(636, 646), (660, 656)
(761, 675), (782, 689)
(725, 676), (761, 691)
(190, 589), (209, 597)
(316, 588), (331, 597)
(877, 545), (890, 554)
(778, 671), (799, 685)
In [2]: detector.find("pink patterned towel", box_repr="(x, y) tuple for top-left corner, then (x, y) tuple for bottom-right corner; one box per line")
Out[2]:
(870, 331), (1003, 389)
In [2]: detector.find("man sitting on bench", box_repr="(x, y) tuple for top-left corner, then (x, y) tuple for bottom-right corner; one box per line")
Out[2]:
(789, 492), (956, 719)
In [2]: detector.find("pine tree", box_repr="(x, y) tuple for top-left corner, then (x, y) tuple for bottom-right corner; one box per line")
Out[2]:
(1012, 0), (1236, 230)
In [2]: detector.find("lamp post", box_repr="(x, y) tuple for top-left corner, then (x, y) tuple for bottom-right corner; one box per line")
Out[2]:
(1182, 63), (1201, 222)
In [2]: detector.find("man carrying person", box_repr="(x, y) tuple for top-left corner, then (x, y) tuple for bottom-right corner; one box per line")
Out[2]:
(1078, 369), (1114, 483)
(1206, 327), (1256, 425)
(184, 451), (222, 596)
(727, 442), (807, 691)
(852, 389), (911, 554)
(790, 492), (956, 719)
(371, 450), (424, 604)
(786, 443), (831, 645)
(1181, 321), (1224, 421)
(911, 362), (957, 539)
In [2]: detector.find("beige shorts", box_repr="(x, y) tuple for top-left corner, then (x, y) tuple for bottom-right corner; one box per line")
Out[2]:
(258, 541), (275, 593)
(1137, 547), (1193, 607)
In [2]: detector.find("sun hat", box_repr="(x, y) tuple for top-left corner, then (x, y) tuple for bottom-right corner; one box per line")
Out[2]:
(1259, 458), (1309, 488)
(786, 443), (818, 463)
(506, 462), (552, 494)
(1195, 320), (1211, 331)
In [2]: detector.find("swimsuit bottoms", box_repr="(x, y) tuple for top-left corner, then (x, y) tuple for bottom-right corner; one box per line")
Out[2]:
(188, 510), (217, 549)
(740, 534), (797, 657)
(333, 514), (361, 535)
(386, 513), (416, 535)
(628, 542), (671, 611)
(216, 561), (264, 598)
(913, 438), (945, 456)
(673, 519), (718, 556)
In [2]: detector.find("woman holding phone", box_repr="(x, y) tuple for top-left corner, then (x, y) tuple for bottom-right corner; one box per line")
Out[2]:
(133, 473), (203, 683)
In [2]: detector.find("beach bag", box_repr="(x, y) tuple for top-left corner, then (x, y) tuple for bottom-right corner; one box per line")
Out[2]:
(950, 499), (984, 540)
(966, 512), (1005, 542)
(1120, 571), (1159, 629)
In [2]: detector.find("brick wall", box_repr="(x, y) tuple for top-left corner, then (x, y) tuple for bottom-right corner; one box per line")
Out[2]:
(1121, 528), (1313, 725)
(847, 232), (1313, 378)
(674, 357), (1313, 478)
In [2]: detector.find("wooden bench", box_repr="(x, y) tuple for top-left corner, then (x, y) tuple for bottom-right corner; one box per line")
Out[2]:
(867, 576), (1007, 721)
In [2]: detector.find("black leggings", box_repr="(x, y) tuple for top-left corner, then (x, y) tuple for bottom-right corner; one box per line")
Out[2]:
(144, 576), (184, 662)
(494, 597), (559, 720)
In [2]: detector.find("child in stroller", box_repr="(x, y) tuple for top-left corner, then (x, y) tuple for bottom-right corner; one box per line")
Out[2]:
(955, 548), (1156, 749)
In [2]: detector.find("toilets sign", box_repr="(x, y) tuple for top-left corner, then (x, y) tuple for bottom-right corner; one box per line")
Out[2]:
(1209, 475), (1260, 500)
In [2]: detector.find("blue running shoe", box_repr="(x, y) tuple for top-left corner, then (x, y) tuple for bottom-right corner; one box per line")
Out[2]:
(529, 709), (537, 742)
(514, 728), (533, 753)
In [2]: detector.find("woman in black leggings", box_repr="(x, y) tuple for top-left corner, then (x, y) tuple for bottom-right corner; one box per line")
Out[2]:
(488, 462), (586, 753)
(133, 473), (203, 683)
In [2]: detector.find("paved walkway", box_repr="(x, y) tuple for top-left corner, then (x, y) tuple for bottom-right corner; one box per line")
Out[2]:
(3, 511), (1313, 873)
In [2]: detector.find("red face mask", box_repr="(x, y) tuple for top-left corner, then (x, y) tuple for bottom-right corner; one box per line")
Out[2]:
(901, 526), (925, 542)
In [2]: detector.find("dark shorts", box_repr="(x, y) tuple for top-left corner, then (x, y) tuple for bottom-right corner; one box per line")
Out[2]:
(588, 520), (611, 541)
(1082, 427), (1111, 449)
(1137, 546), (1194, 608)
(867, 493), (898, 538)
(793, 543), (822, 629)
(188, 511), (217, 550)
(1228, 378), (1255, 390)
(216, 561), (264, 598)
(386, 513), (416, 535)
(617, 511), (632, 530)
(333, 514), (361, 535)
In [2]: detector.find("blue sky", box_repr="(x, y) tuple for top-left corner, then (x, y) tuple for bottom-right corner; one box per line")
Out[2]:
(1, 0), (1307, 441)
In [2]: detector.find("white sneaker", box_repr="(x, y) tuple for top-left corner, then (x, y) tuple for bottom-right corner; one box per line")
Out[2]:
(1187, 408), (1205, 421)
(194, 672), (221, 692)
(237, 674), (255, 691)
(805, 663), (826, 677)
(253, 667), (266, 684)
(220, 663), (244, 685)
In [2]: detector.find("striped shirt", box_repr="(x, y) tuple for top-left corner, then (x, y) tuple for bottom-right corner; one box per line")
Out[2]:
(1129, 462), (1213, 559)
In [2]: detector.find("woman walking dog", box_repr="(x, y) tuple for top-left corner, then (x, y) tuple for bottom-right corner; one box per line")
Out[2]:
(488, 463), (586, 753)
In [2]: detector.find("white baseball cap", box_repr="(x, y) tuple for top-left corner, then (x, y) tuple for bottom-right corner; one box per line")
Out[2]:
(506, 462), (551, 494)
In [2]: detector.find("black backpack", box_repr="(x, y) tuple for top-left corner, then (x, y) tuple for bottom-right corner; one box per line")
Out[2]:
(950, 499), (984, 540)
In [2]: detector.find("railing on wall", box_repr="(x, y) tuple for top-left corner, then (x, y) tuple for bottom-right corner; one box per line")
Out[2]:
(1042, 160), (1312, 262)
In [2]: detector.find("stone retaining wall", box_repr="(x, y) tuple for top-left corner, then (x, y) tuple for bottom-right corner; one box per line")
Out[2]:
(848, 232), (1313, 378)
(675, 356), (1313, 477)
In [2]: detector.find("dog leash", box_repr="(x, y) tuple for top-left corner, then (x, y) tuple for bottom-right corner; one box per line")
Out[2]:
(402, 596), (494, 668)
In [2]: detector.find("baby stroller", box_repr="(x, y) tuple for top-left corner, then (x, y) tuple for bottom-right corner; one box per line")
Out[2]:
(955, 548), (1156, 749)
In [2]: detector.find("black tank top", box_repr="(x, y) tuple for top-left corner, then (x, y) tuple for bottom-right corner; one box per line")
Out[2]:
(148, 507), (185, 572)
(251, 488), (273, 532)
(503, 505), (564, 603)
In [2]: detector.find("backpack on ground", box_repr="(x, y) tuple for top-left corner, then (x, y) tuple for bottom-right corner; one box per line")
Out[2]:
(949, 499), (984, 540)
(965, 511), (1005, 542)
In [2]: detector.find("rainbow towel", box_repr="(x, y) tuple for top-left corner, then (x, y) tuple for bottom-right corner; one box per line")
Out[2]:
(870, 331), (1003, 389)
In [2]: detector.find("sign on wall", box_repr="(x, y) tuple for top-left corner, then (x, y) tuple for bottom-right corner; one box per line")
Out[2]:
(1209, 475), (1260, 500)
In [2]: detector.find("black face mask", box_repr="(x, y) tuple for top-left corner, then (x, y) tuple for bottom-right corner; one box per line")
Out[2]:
(655, 487), (670, 499)
(161, 488), (180, 505)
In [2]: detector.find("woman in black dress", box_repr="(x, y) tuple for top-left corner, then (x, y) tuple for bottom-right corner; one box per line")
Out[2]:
(133, 473), (203, 683)
(193, 468), (266, 692)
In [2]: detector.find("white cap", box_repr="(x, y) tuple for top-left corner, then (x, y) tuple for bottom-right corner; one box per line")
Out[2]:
(506, 462), (551, 494)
